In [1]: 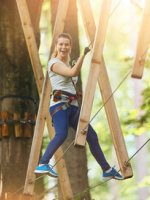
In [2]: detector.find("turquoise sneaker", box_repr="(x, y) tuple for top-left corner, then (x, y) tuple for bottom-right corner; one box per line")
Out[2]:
(102, 167), (124, 181)
(34, 164), (58, 178)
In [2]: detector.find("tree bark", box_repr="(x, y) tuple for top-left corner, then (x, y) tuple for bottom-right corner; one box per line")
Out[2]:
(0, 0), (42, 198)
(50, 0), (91, 199)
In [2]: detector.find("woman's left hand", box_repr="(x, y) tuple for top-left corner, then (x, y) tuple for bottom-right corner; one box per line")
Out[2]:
(84, 47), (91, 56)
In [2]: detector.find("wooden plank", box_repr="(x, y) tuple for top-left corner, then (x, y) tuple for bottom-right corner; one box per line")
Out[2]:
(132, 0), (150, 79)
(24, 74), (51, 194)
(1, 111), (9, 137)
(77, 0), (133, 178)
(16, 0), (44, 94)
(99, 57), (132, 178)
(77, 0), (95, 43)
(16, 0), (73, 198)
(75, 0), (112, 145)
(13, 112), (23, 137)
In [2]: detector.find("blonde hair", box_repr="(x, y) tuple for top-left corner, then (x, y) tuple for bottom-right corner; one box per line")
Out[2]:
(51, 33), (72, 61)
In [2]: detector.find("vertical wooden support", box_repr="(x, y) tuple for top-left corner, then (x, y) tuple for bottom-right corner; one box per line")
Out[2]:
(77, 0), (133, 178)
(132, 0), (150, 79)
(16, 0), (73, 198)
(13, 112), (23, 137)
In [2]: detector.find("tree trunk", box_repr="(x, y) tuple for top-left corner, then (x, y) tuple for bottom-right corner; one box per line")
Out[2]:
(0, 0), (42, 198)
(50, 0), (91, 199)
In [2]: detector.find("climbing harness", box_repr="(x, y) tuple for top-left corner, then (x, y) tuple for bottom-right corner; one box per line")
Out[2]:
(50, 90), (81, 117)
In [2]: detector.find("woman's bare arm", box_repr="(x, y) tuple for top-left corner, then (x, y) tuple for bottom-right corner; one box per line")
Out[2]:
(51, 47), (90, 77)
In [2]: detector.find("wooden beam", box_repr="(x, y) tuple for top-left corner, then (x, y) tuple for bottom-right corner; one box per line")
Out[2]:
(16, 0), (44, 94)
(75, 0), (112, 146)
(77, 0), (95, 43)
(16, 0), (73, 199)
(132, 0), (150, 79)
(99, 57), (132, 178)
(77, 0), (133, 178)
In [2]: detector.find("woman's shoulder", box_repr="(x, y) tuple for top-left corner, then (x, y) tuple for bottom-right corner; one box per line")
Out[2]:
(48, 57), (62, 66)
(48, 57), (63, 74)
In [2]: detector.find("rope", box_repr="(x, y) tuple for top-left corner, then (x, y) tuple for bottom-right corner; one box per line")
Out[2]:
(126, 138), (150, 164)
(5, 2), (137, 199)
(37, 68), (132, 200)
(52, 139), (75, 167)
(5, 1), (127, 197)
(34, 137), (150, 200)
(9, 174), (46, 198)
(130, 0), (142, 10)
(73, 179), (112, 200)
(37, 183), (58, 200)
(110, 0), (122, 16)
(83, 69), (132, 131)
(72, 138), (150, 199)
(52, 69), (132, 168)
(0, 119), (35, 126)
(13, 0), (147, 198)
(9, 66), (131, 199)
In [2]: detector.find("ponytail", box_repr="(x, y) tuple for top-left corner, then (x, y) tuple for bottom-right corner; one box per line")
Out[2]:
(50, 33), (72, 61)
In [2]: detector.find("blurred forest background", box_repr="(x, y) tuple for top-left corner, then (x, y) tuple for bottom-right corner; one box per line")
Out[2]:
(0, 0), (150, 199)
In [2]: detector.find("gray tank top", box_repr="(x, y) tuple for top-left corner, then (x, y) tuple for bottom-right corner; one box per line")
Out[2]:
(48, 57), (78, 107)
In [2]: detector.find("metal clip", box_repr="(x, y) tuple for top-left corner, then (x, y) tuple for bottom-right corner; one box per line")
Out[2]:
(81, 129), (87, 135)
(62, 104), (69, 110)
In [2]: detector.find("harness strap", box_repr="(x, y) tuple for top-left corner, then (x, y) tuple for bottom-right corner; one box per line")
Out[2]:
(51, 90), (79, 102)
(51, 103), (69, 118)
(50, 90), (82, 117)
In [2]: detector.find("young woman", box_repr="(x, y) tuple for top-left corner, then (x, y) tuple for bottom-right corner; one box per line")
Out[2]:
(34, 33), (123, 180)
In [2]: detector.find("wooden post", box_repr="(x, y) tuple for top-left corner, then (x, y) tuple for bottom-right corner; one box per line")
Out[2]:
(77, 0), (133, 178)
(132, 0), (150, 79)
(16, 0), (73, 199)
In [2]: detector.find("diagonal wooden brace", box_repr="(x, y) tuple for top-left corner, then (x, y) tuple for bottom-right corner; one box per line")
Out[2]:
(76, 0), (133, 178)
(16, 0), (73, 198)
(75, 0), (112, 146)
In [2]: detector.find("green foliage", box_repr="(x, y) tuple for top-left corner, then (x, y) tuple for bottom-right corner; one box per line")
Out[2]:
(122, 85), (150, 136)
(138, 176), (150, 188)
(141, 87), (150, 120)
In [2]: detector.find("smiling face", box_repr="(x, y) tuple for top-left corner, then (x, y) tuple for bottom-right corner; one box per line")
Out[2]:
(56, 37), (71, 61)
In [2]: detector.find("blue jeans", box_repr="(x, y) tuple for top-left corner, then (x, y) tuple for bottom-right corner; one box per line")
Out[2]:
(40, 103), (110, 171)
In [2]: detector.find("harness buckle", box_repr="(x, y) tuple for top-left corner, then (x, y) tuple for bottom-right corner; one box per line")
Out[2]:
(62, 103), (69, 110)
